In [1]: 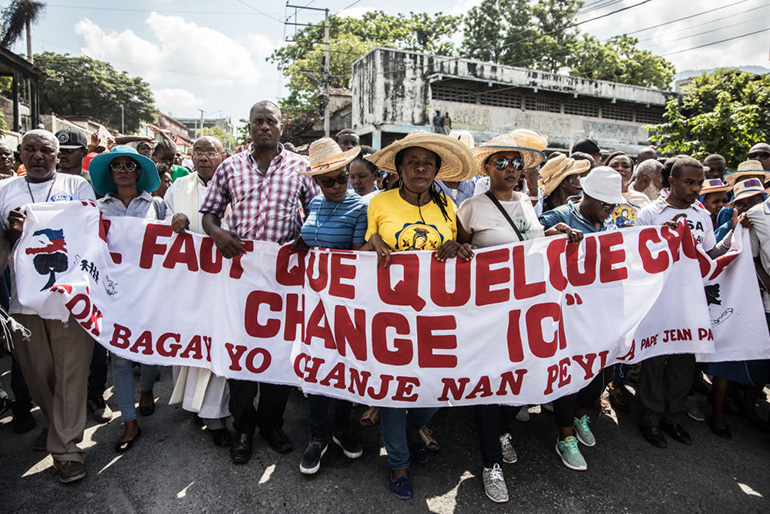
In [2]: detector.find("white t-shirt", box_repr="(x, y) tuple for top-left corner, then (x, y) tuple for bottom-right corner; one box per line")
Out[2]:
(636, 196), (716, 251)
(749, 199), (770, 313)
(456, 192), (545, 248)
(0, 173), (95, 315)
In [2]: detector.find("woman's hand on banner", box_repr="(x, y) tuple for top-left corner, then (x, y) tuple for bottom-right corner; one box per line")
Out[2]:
(435, 240), (474, 262)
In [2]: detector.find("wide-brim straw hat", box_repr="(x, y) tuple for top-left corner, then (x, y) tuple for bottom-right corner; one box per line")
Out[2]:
(89, 145), (160, 197)
(726, 178), (770, 207)
(724, 160), (770, 186)
(539, 154), (591, 197)
(365, 131), (476, 182)
(300, 137), (361, 176)
(471, 130), (547, 175)
(698, 178), (732, 196)
(580, 166), (625, 205)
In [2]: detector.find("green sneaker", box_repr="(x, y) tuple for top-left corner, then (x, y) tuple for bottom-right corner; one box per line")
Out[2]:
(573, 415), (596, 447)
(555, 436), (587, 471)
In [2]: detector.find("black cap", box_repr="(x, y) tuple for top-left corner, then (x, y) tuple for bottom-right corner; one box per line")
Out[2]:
(571, 138), (601, 156)
(55, 127), (88, 150)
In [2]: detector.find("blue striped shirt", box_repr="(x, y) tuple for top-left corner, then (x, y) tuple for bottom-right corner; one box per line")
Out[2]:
(301, 191), (368, 249)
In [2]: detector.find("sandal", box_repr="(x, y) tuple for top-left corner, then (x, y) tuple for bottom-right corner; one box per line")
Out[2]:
(419, 426), (439, 451)
(360, 406), (380, 427)
(139, 391), (155, 417)
(115, 426), (142, 453)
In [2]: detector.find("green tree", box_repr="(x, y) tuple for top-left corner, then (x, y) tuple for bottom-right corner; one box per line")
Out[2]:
(648, 90), (765, 168)
(567, 35), (675, 89)
(34, 52), (155, 133)
(196, 125), (231, 149)
(0, 0), (45, 53)
(461, 0), (581, 72)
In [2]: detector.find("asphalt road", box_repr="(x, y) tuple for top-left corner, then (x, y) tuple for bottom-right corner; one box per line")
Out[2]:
(1, 356), (769, 513)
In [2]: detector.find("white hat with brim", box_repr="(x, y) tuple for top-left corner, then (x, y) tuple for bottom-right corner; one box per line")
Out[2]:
(698, 178), (732, 196)
(539, 154), (591, 197)
(365, 131), (476, 182)
(724, 160), (770, 186)
(300, 137), (361, 176)
(580, 166), (625, 205)
(472, 130), (547, 175)
(726, 178), (770, 207)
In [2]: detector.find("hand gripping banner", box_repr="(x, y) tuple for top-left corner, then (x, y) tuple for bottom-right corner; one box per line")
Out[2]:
(13, 201), (770, 407)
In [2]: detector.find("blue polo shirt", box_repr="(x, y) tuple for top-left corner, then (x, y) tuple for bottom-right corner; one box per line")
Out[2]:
(301, 191), (368, 249)
(538, 201), (615, 234)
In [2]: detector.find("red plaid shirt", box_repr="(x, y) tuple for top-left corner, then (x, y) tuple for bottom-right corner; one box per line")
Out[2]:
(200, 144), (320, 242)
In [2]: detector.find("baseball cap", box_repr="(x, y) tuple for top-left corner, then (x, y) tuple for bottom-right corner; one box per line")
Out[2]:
(55, 128), (88, 150)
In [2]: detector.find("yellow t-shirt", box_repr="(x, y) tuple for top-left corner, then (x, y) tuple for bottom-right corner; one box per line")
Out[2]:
(366, 188), (457, 251)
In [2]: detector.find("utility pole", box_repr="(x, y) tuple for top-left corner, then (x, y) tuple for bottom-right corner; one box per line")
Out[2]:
(285, 4), (332, 137)
(120, 104), (125, 134)
(197, 108), (205, 137)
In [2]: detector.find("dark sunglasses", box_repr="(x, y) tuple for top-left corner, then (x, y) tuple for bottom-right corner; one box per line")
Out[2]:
(748, 152), (770, 160)
(493, 157), (525, 171)
(599, 200), (618, 212)
(110, 161), (138, 173)
(316, 171), (349, 188)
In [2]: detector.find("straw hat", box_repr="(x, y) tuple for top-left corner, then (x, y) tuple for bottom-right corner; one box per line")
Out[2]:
(580, 166), (624, 205)
(726, 178), (770, 207)
(539, 154), (591, 197)
(448, 130), (475, 150)
(89, 145), (160, 196)
(698, 178), (732, 196)
(723, 160), (770, 186)
(364, 131), (476, 182)
(300, 137), (361, 176)
(471, 130), (547, 175)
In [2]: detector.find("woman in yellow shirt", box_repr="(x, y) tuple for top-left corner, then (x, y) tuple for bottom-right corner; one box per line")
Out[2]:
(362, 131), (475, 500)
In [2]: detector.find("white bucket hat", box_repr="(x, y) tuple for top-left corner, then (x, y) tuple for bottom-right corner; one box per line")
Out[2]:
(580, 166), (625, 205)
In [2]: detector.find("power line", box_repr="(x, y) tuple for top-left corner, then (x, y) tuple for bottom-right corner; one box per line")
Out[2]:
(625, 0), (750, 35)
(662, 26), (770, 56)
(640, 13), (770, 48)
(44, 2), (282, 17)
(336, 1), (364, 15)
(635, 2), (768, 43)
(235, 0), (285, 23)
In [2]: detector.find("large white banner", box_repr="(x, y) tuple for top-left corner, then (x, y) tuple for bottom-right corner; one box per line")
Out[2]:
(13, 201), (770, 407)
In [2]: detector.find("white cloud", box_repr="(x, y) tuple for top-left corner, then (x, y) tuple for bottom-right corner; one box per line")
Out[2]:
(75, 13), (262, 86)
(248, 34), (274, 58)
(153, 88), (204, 114)
(450, 0), (482, 16)
(338, 6), (378, 18)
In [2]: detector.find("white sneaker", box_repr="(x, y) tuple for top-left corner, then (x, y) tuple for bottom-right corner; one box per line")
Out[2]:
(482, 464), (509, 503)
(499, 433), (518, 464)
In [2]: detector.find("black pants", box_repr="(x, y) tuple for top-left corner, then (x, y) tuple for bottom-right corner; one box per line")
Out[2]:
(87, 343), (109, 400)
(475, 404), (520, 468)
(228, 379), (291, 435)
(553, 367), (612, 428)
(639, 354), (695, 428)
(11, 354), (32, 411)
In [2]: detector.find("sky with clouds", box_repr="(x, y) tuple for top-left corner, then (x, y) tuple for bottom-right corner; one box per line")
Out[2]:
(10, 0), (770, 128)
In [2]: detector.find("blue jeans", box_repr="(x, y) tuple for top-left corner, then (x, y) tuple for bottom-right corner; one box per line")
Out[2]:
(380, 407), (438, 470)
(307, 394), (352, 443)
(112, 356), (157, 422)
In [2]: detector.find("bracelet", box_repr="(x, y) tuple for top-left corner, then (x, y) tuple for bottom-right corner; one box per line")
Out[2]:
(529, 195), (538, 201)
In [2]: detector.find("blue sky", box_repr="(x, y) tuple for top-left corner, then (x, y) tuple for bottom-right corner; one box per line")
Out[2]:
(7, 0), (770, 127)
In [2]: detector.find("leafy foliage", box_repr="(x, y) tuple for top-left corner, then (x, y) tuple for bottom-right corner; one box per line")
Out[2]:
(196, 125), (231, 149)
(0, 0), (45, 49)
(461, 0), (580, 72)
(648, 69), (770, 167)
(34, 52), (156, 133)
(567, 35), (675, 89)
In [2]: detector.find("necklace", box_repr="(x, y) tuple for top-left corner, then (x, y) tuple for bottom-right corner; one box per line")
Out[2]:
(314, 197), (343, 242)
(26, 173), (57, 203)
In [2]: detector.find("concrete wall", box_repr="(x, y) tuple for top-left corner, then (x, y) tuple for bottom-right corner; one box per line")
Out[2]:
(352, 48), (670, 154)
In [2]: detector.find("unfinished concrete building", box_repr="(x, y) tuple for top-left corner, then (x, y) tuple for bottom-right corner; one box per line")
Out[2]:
(351, 48), (672, 156)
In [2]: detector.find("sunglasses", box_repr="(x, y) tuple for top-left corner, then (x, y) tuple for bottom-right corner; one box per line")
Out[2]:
(493, 157), (525, 171)
(316, 171), (349, 188)
(110, 161), (138, 173)
(748, 152), (770, 160)
(599, 200), (618, 212)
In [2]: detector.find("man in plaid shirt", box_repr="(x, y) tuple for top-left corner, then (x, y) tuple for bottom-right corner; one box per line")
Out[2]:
(201, 100), (319, 465)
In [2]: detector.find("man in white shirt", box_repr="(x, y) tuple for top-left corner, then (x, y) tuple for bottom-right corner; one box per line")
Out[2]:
(165, 136), (233, 448)
(0, 130), (96, 483)
(635, 156), (715, 449)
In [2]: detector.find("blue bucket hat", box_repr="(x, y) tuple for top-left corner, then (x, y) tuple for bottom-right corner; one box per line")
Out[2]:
(89, 145), (160, 196)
